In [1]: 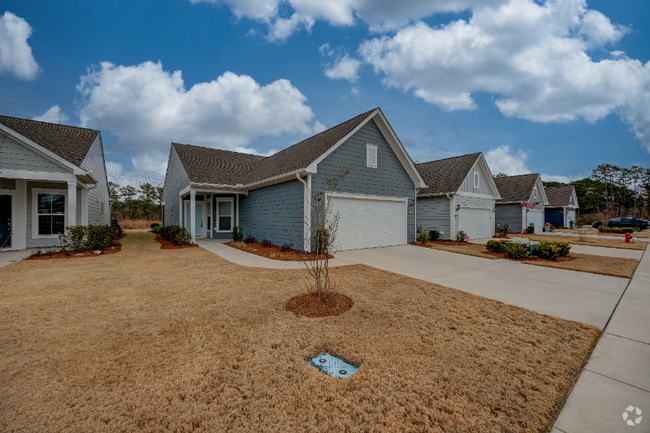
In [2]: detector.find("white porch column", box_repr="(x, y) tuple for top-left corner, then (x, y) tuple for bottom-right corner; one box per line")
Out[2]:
(13, 180), (27, 250)
(236, 194), (239, 227)
(67, 181), (77, 226)
(81, 187), (89, 226)
(304, 175), (311, 252)
(190, 190), (196, 243)
(179, 195), (183, 228)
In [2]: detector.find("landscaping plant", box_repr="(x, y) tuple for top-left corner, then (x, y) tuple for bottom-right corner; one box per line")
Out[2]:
(456, 230), (467, 242)
(63, 225), (116, 251)
(244, 235), (256, 244)
(418, 232), (429, 244)
(598, 226), (634, 234)
(159, 225), (192, 245)
(527, 222), (535, 234)
(232, 226), (243, 242)
(428, 229), (440, 241)
(262, 239), (273, 248)
(505, 243), (528, 259)
(500, 223), (509, 237)
(150, 222), (161, 229)
(485, 240), (507, 253)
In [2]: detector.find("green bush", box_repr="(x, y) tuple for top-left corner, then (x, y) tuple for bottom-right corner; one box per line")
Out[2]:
(418, 232), (429, 244)
(527, 222), (535, 234)
(160, 225), (192, 245)
(569, 220), (574, 229)
(232, 226), (243, 242)
(456, 230), (467, 242)
(150, 222), (161, 229)
(65, 226), (88, 251)
(428, 230), (440, 241)
(556, 241), (571, 257)
(485, 239), (507, 253)
(500, 223), (509, 237)
(152, 225), (162, 234)
(86, 224), (115, 249)
(535, 241), (561, 260)
(110, 220), (123, 238)
(505, 243), (528, 259)
(598, 226), (634, 234)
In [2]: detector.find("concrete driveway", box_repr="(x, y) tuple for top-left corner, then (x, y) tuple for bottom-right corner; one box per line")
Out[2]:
(335, 245), (628, 327)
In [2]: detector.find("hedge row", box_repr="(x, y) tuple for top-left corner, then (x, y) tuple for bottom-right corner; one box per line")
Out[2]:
(598, 226), (634, 234)
(485, 240), (571, 260)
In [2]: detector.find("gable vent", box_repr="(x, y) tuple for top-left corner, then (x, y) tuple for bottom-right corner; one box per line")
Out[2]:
(366, 143), (378, 169)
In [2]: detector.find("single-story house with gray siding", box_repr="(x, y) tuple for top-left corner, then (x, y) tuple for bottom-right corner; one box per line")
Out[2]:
(0, 115), (110, 250)
(415, 153), (501, 240)
(162, 108), (426, 251)
(544, 186), (579, 228)
(494, 173), (548, 233)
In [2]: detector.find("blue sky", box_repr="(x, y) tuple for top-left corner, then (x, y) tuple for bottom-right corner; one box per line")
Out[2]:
(0, 0), (648, 186)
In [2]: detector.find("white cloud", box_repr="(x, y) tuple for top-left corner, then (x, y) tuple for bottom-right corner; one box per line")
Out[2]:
(542, 174), (573, 183)
(324, 54), (361, 82)
(105, 161), (165, 188)
(32, 105), (69, 124)
(77, 61), (319, 173)
(485, 145), (529, 176)
(319, 42), (334, 56)
(0, 11), (40, 80)
(189, 0), (508, 40)
(358, 0), (650, 151)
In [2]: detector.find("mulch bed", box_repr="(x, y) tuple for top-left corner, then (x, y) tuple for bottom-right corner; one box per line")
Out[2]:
(27, 233), (126, 260)
(225, 241), (332, 261)
(286, 292), (354, 318)
(152, 232), (199, 249)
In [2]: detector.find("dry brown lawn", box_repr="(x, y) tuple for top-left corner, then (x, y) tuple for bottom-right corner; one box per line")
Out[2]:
(419, 242), (638, 278)
(0, 231), (600, 432)
(517, 234), (647, 250)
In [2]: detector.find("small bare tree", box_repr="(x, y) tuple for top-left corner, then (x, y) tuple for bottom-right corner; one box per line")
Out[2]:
(289, 166), (352, 298)
(575, 213), (587, 242)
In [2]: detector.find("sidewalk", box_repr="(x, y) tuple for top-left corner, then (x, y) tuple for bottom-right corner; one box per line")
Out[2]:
(0, 249), (33, 269)
(553, 247), (650, 432)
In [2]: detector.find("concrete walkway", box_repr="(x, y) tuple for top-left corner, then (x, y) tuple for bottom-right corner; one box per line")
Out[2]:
(0, 249), (33, 269)
(553, 247), (650, 433)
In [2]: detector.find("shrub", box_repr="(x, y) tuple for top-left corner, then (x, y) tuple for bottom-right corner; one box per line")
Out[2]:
(174, 227), (192, 245)
(280, 243), (292, 251)
(486, 239), (507, 253)
(527, 222), (535, 234)
(160, 225), (192, 244)
(262, 239), (273, 248)
(314, 228), (329, 253)
(65, 226), (88, 251)
(500, 223), (509, 237)
(418, 232), (429, 244)
(569, 220), (574, 229)
(150, 222), (161, 229)
(598, 226), (634, 234)
(456, 230), (467, 242)
(505, 243), (528, 259)
(535, 242), (561, 260)
(556, 241), (571, 257)
(152, 225), (162, 234)
(428, 230), (440, 241)
(86, 224), (115, 249)
(244, 235), (256, 244)
(232, 226), (243, 242)
(111, 220), (123, 237)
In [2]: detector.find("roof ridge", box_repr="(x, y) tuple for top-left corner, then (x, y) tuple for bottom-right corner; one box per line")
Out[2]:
(416, 152), (481, 166)
(172, 142), (266, 159)
(0, 114), (100, 133)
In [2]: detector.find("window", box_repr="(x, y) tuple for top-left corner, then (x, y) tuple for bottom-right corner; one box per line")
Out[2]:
(216, 200), (233, 231)
(37, 192), (65, 235)
(100, 202), (104, 215)
(474, 172), (480, 188)
(533, 187), (538, 199)
(366, 143), (378, 169)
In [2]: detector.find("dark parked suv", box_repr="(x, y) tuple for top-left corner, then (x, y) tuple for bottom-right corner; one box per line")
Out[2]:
(592, 217), (650, 231)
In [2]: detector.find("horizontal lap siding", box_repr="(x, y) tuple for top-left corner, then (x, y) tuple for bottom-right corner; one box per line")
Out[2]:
(0, 136), (72, 173)
(239, 179), (303, 248)
(417, 197), (451, 240)
(312, 119), (416, 243)
(80, 136), (110, 225)
(495, 203), (523, 233)
(162, 147), (190, 227)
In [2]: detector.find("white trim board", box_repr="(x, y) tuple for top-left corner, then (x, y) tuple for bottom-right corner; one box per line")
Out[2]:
(31, 187), (68, 240)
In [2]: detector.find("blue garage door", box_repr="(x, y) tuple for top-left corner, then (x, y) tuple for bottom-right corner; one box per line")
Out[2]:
(545, 208), (563, 227)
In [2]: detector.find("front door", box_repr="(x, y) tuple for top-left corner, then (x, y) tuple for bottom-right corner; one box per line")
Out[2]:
(185, 202), (204, 237)
(0, 195), (11, 248)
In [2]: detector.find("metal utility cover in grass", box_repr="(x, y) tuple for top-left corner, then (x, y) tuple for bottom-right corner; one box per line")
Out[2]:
(309, 353), (357, 379)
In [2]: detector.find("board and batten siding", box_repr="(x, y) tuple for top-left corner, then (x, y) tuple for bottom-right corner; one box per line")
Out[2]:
(0, 135), (73, 174)
(495, 203), (523, 233)
(311, 118), (416, 243)
(26, 181), (81, 248)
(458, 163), (493, 196)
(417, 196), (451, 240)
(80, 136), (110, 225)
(162, 146), (190, 227)
(239, 179), (304, 249)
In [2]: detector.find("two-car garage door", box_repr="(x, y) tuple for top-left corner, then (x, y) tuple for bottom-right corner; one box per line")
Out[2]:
(330, 195), (407, 251)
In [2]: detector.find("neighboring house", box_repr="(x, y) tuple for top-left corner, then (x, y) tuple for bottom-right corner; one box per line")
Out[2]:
(493, 173), (549, 233)
(162, 107), (426, 251)
(544, 186), (579, 228)
(0, 116), (110, 250)
(415, 153), (501, 240)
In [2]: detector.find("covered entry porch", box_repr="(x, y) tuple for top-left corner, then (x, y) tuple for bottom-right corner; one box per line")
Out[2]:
(177, 185), (246, 243)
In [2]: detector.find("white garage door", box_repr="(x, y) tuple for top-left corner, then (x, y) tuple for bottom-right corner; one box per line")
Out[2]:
(458, 208), (492, 240)
(330, 195), (406, 251)
(567, 210), (576, 227)
(527, 210), (544, 233)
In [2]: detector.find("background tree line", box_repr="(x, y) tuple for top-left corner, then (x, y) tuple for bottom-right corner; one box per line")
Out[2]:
(108, 182), (163, 221)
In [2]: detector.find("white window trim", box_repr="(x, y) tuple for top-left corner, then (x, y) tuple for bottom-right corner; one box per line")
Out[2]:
(215, 198), (234, 233)
(31, 188), (67, 239)
(474, 171), (480, 188)
(366, 143), (378, 169)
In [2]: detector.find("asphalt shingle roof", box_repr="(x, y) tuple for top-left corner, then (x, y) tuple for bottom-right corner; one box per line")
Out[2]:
(545, 185), (576, 207)
(415, 153), (481, 196)
(493, 173), (540, 202)
(172, 108), (379, 186)
(0, 115), (99, 167)
(172, 143), (265, 185)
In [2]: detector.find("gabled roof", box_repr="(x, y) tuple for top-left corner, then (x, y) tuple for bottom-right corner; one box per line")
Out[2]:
(494, 173), (541, 202)
(545, 185), (577, 207)
(0, 115), (99, 167)
(415, 153), (481, 196)
(172, 143), (265, 185)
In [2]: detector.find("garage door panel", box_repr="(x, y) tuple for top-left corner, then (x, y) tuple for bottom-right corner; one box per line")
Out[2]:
(527, 211), (544, 232)
(331, 196), (406, 251)
(458, 208), (492, 240)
